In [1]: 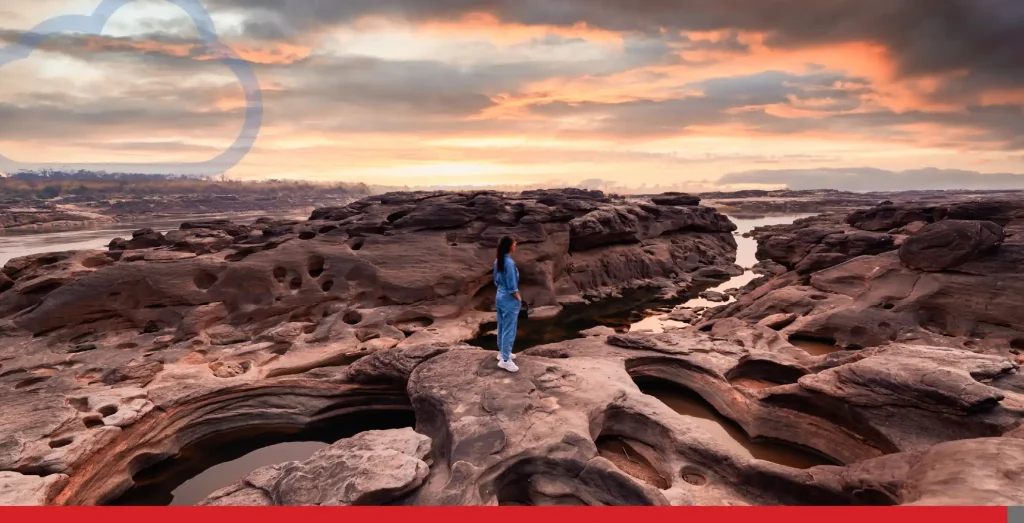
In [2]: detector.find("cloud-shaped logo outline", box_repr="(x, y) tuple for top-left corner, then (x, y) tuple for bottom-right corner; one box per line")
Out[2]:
(0, 0), (263, 176)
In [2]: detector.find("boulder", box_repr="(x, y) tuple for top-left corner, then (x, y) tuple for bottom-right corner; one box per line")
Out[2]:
(199, 428), (432, 506)
(899, 220), (1004, 271)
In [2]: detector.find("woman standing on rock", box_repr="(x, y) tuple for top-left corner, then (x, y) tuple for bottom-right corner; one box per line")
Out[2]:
(494, 236), (521, 373)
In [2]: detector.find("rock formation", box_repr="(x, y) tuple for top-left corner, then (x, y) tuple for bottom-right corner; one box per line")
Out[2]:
(713, 199), (1024, 356)
(0, 189), (744, 505)
(2, 190), (1023, 507)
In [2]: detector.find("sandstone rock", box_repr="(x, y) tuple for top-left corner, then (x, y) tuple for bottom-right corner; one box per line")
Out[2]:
(0, 472), (69, 506)
(699, 291), (728, 303)
(666, 309), (697, 323)
(9, 190), (1024, 508)
(899, 220), (1004, 271)
(199, 428), (431, 506)
(580, 326), (617, 337)
(206, 324), (251, 346)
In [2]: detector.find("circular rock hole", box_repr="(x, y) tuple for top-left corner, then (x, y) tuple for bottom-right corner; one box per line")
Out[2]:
(809, 294), (828, 301)
(193, 271), (218, 290)
(273, 267), (287, 283)
(298, 231), (318, 240)
(83, 416), (104, 429)
(883, 303), (895, 310)
(343, 311), (363, 325)
(308, 256), (326, 278)
(289, 277), (302, 291)
(348, 238), (366, 251)
(321, 280), (335, 292)
(391, 317), (434, 335)
(49, 437), (74, 449)
(98, 405), (119, 417)
(305, 256), (325, 280)
(318, 225), (338, 234)
(680, 467), (708, 486)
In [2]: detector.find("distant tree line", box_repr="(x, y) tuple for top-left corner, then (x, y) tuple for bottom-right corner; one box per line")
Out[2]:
(0, 170), (373, 201)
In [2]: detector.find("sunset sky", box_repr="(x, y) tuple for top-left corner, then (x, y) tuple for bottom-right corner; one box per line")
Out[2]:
(1, 0), (1023, 191)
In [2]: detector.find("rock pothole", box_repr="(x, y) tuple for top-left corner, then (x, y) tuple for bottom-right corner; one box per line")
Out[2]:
(49, 437), (74, 449)
(308, 256), (326, 278)
(106, 400), (416, 507)
(343, 311), (363, 325)
(193, 271), (218, 290)
(595, 436), (670, 489)
(679, 466), (708, 486)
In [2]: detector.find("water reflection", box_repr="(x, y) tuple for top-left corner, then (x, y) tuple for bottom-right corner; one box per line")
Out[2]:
(788, 337), (844, 356)
(110, 409), (416, 506)
(679, 214), (814, 309)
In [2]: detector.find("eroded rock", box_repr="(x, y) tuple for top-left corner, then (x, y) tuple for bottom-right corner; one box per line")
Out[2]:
(199, 428), (431, 506)
(899, 220), (1004, 271)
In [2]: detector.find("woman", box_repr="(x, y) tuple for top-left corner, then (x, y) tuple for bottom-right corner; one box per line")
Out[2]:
(493, 235), (521, 372)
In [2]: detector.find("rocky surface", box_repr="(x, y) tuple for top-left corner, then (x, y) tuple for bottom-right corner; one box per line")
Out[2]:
(3, 189), (1024, 507)
(37, 327), (1022, 507)
(713, 199), (1024, 356)
(0, 193), (361, 230)
(0, 206), (114, 230)
(701, 189), (1024, 217)
(0, 189), (742, 505)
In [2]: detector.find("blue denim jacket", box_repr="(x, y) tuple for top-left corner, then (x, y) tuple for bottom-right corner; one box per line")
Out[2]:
(493, 255), (520, 307)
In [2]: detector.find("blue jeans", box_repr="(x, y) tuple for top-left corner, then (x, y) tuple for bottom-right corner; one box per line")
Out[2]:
(496, 295), (520, 361)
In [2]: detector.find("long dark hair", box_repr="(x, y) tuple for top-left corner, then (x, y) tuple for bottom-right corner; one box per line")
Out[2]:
(496, 236), (515, 273)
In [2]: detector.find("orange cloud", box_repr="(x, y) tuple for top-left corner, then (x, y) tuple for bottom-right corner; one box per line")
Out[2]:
(1, 31), (311, 65)
(413, 12), (624, 46)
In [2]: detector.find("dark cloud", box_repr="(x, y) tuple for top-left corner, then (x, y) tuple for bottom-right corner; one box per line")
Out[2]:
(207, 0), (1024, 89)
(718, 167), (1024, 191)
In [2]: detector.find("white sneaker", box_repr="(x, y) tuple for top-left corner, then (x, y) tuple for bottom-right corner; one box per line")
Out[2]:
(497, 359), (519, 373)
(496, 352), (517, 361)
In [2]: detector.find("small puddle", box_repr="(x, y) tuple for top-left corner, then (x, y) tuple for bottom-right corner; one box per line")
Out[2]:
(110, 409), (416, 506)
(636, 379), (837, 469)
(788, 337), (844, 356)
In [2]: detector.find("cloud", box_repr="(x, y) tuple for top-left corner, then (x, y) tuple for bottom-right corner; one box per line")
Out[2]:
(520, 70), (870, 136)
(0, 0), (262, 176)
(208, 0), (1024, 90)
(718, 167), (1024, 191)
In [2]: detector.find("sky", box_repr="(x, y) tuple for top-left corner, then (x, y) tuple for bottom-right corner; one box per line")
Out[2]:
(1, 0), (1023, 191)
